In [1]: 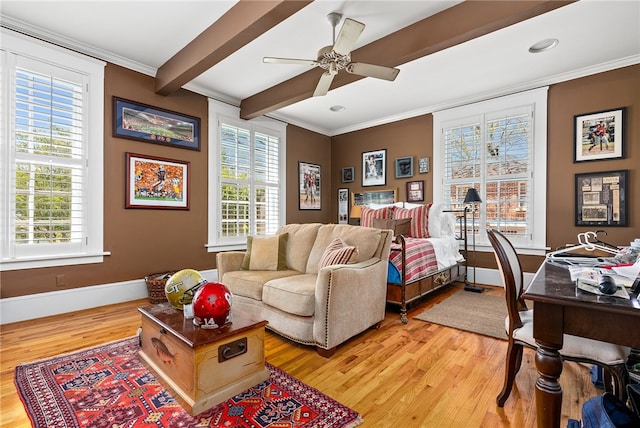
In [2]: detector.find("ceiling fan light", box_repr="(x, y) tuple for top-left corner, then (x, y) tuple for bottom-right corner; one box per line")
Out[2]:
(529, 38), (559, 53)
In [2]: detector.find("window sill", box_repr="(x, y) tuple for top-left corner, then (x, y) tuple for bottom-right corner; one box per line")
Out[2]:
(0, 251), (111, 271)
(205, 243), (247, 253)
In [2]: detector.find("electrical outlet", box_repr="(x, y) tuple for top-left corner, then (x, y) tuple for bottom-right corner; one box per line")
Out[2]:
(56, 275), (65, 287)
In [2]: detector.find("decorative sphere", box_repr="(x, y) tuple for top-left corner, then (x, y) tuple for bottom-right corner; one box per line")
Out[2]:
(192, 282), (233, 328)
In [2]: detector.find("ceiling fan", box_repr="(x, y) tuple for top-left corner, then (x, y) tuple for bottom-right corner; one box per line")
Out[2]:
(263, 12), (400, 97)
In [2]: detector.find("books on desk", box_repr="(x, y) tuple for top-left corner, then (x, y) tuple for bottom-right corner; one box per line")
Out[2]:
(569, 267), (632, 299)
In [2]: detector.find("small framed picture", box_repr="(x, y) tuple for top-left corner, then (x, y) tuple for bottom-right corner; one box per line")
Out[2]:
(406, 180), (424, 202)
(342, 166), (355, 183)
(125, 152), (190, 209)
(338, 188), (349, 224)
(299, 161), (321, 210)
(574, 107), (625, 162)
(362, 149), (386, 187)
(418, 157), (430, 174)
(395, 156), (413, 178)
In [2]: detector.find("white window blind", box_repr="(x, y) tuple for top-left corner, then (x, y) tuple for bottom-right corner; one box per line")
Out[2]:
(434, 88), (548, 252)
(208, 99), (285, 250)
(1, 29), (105, 270)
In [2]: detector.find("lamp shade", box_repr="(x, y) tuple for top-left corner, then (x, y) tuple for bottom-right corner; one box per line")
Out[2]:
(464, 188), (482, 203)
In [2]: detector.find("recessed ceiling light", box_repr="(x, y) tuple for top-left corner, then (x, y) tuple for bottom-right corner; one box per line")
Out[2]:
(330, 105), (345, 112)
(529, 38), (559, 53)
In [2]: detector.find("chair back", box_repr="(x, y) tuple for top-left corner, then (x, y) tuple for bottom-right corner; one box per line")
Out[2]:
(487, 229), (527, 331)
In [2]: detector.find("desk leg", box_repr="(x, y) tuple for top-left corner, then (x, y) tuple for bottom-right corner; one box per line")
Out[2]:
(534, 340), (563, 428)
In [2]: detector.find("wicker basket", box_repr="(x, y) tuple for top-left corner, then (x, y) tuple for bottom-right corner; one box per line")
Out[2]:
(144, 271), (176, 304)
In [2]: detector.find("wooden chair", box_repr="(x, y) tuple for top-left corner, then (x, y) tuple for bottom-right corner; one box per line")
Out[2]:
(487, 229), (629, 407)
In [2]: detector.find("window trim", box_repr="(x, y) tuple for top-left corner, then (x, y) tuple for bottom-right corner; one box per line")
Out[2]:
(206, 98), (286, 252)
(0, 29), (106, 271)
(433, 87), (548, 255)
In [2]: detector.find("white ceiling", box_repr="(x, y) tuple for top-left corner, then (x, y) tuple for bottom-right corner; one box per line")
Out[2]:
(1, 0), (639, 136)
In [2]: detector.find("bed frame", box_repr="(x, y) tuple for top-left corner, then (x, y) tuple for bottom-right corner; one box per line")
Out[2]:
(386, 210), (469, 323)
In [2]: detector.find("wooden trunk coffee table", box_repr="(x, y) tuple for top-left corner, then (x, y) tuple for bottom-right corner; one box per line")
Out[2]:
(138, 303), (270, 415)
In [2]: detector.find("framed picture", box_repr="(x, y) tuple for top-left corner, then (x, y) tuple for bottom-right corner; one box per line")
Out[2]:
(338, 188), (349, 224)
(395, 156), (413, 178)
(362, 149), (386, 187)
(113, 97), (201, 151)
(406, 180), (424, 202)
(575, 170), (627, 227)
(574, 107), (625, 162)
(342, 166), (355, 183)
(351, 188), (397, 207)
(299, 161), (321, 210)
(418, 157), (430, 174)
(125, 152), (190, 210)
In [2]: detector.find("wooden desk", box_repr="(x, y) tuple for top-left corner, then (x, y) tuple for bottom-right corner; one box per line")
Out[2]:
(523, 262), (640, 428)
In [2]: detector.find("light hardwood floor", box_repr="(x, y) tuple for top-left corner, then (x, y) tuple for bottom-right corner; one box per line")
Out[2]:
(1, 282), (599, 427)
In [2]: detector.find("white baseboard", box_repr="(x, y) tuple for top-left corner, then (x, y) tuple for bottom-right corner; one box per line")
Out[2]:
(467, 267), (535, 289)
(1, 268), (530, 325)
(0, 269), (218, 325)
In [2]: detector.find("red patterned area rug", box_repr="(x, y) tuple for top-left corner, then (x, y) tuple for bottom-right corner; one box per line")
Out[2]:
(15, 337), (362, 428)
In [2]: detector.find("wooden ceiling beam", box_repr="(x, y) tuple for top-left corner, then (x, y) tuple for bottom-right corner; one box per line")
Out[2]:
(240, 0), (575, 120)
(155, 0), (313, 95)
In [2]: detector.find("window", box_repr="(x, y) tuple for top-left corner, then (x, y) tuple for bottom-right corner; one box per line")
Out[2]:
(0, 29), (105, 270)
(207, 99), (286, 251)
(433, 88), (547, 253)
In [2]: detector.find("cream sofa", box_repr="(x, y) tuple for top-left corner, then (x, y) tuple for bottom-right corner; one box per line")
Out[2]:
(216, 223), (392, 357)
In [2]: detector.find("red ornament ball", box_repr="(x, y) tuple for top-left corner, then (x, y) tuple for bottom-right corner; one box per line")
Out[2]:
(192, 282), (233, 328)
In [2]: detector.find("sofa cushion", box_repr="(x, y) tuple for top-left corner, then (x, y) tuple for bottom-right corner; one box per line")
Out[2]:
(360, 206), (394, 228)
(394, 203), (432, 238)
(277, 223), (322, 272)
(306, 224), (383, 274)
(223, 269), (300, 301)
(263, 274), (317, 317)
(318, 237), (358, 269)
(242, 233), (288, 271)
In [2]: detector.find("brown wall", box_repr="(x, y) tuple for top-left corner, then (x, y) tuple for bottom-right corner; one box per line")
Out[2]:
(285, 125), (332, 224)
(546, 65), (639, 250)
(330, 65), (640, 273)
(2, 63), (637, 298)
(0, 65), (331, 299)
(331, 115), (434, 221)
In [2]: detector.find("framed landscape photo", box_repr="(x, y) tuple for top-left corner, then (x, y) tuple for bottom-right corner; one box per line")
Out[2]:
(575, 170), (627, 227)
(362, 149), (386, 187)
(113, 97), (201, 151)
(574, 107), (625, 162)
(299, 161), (321, 210)
(338, 188), (349, 224)
(125, 152), (190, 210)
(341, 166), (355, 183)
(406, 180), (424, 202)
(395, 156), (413, 178)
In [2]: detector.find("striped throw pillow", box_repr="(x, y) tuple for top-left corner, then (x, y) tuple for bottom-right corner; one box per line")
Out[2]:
(393, 203), (432, 238)
(360, 206), (394, 228)
(318, 238), (358, 269)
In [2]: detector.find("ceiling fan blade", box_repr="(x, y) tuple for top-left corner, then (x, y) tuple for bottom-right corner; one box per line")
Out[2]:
(332, 18), (365, 56)
(313, 72), (335, 97)
(346, 62), (400, 81)
(263, 57), (317, 66)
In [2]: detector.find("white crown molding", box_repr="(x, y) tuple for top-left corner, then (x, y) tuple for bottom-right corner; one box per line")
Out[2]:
(1, 15), (156, 77)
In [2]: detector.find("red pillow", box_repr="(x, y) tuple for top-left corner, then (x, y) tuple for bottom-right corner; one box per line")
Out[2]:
(393, 203), (432, 238)
(360, 206), (394, 228)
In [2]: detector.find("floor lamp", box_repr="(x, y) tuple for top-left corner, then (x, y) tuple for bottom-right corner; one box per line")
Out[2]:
(464, 188), (484, 293)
